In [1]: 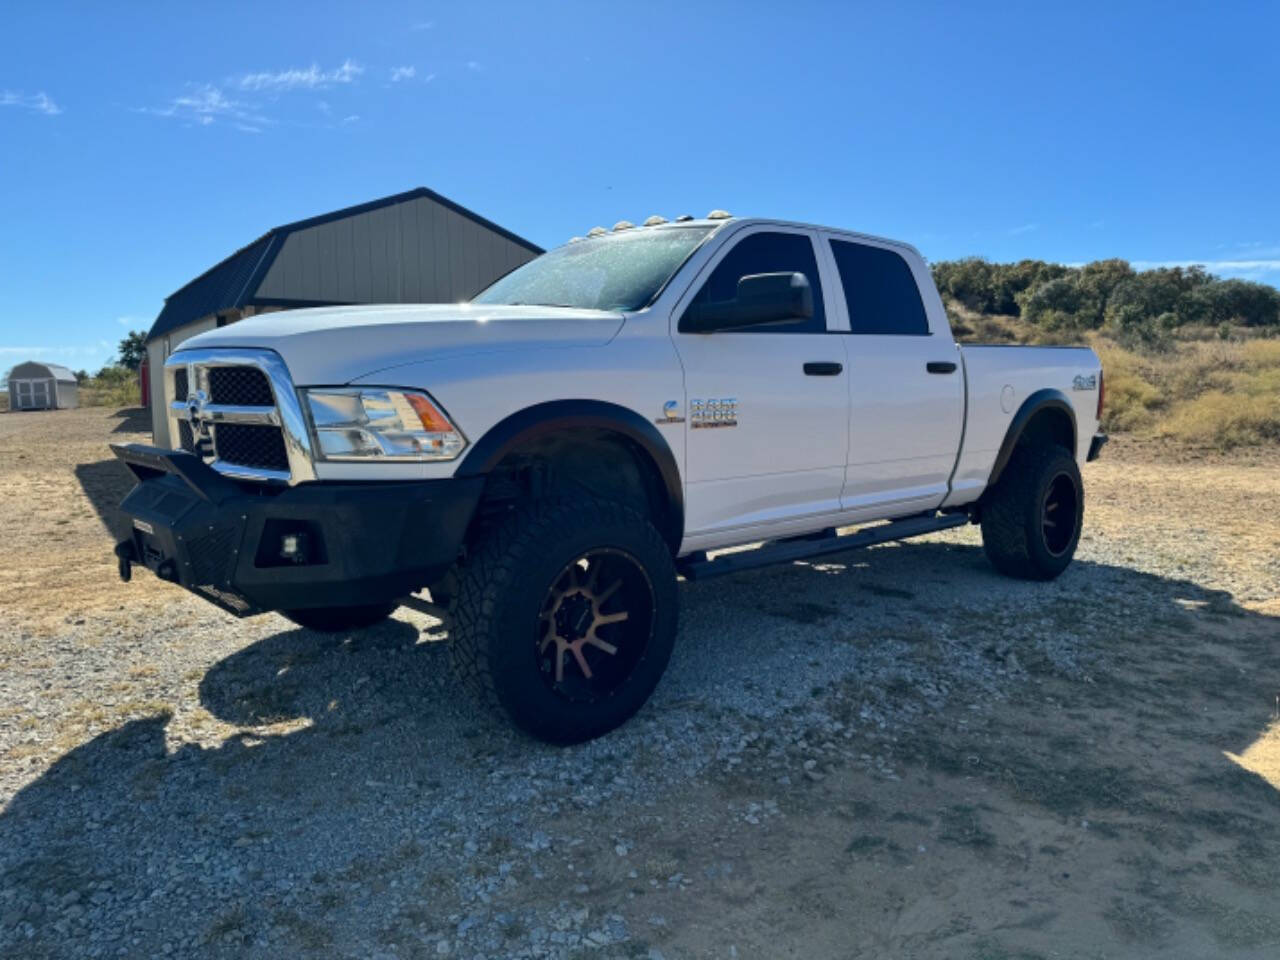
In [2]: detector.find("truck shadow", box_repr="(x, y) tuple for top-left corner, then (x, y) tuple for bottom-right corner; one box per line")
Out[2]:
(2, 543), (1277, 954)
(109, 407), (151, 434)
(72, 457), (137, 541)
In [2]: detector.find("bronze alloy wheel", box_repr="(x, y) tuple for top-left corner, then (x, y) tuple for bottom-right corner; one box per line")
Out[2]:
(536, 548), (655, 703)
(1041, 471), (1080, 557)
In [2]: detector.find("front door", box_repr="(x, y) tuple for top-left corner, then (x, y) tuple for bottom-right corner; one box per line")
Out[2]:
(32, 380), (50, 409)
(671, 227), (850, 547)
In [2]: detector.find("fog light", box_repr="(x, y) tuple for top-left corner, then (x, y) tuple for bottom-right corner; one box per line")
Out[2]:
(280, 532), (308, 564)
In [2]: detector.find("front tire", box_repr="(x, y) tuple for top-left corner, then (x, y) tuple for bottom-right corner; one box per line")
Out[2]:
(980, 445), (1083, 581)
(281, 602), (398, 633)
(450, 497), (678, 744)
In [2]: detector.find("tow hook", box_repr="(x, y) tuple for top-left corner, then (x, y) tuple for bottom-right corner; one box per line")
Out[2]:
(114, 541), (136, 583)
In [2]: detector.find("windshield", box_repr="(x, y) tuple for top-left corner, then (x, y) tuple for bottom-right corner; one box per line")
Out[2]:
(473, 225), (714, 311)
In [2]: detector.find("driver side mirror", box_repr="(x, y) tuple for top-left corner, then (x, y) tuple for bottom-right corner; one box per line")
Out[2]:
(681, 272), (814, 333)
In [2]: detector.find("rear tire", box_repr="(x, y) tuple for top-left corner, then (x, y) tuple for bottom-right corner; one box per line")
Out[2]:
(980, 445), (1083, 581)
(450, 497), (678, 744)
(281, 602), (398, 633)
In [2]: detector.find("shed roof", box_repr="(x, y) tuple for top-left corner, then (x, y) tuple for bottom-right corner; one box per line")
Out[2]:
(147, 187), (543, 343)
(8, 361), (77, 382)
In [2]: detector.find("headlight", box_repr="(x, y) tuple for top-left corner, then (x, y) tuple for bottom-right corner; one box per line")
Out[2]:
(301, 388), (466, 461)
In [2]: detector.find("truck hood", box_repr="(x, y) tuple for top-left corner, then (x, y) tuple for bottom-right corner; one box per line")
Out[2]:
(174, 303), (626, 384)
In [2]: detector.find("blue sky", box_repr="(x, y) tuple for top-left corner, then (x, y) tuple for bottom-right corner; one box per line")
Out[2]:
(3, 1), (1279, 372)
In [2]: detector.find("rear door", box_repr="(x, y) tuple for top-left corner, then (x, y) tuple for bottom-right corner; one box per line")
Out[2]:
(823, 235), (965, 517)
(671, 227), (850, 545)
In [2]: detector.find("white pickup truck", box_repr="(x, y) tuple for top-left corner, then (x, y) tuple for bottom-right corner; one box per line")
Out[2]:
(113, 214), (1105, 742)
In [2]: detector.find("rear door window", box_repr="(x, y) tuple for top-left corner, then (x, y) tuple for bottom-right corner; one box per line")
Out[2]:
(829, 239), (929, 335)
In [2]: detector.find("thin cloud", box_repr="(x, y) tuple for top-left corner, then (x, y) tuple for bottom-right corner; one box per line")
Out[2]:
(0, 344), (112, 357)
(390, 66), (416, 82)
(137, 83), (269, 130)
(1008, 223), (1039, 236)
(1131, 258), (1280, 275)
(1, 90), (62, 115)
(238, 59), (364, 92)
(466, 60), (483, 72)
(410, 21), (434, 31)
(341, 115), (360, 125)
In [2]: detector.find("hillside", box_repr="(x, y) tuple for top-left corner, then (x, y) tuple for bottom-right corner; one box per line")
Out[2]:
(936, 258), (1280, 449)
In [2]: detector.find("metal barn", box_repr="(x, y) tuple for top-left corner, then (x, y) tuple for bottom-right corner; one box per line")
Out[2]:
(145, 187), (542, 446)
(6, 362), (79, 411)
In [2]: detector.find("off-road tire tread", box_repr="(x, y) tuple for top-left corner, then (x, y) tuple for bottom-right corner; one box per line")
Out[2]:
(980, 444), (1082, 581)
(449, 496), (675, 738)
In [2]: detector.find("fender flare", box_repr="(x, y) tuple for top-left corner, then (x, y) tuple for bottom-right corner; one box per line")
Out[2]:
(988, 388), (1077, 486)
(455, 399), (684, 549)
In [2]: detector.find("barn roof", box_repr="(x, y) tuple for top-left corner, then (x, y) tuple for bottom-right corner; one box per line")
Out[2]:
(146, 187), (542, 343)
(8, 361), (77, 382)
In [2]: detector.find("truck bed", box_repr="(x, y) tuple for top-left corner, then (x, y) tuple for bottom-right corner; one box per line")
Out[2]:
(944, 344), (1102, 508)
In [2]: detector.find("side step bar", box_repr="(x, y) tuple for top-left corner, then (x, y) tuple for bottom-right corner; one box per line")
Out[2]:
(677, 511), (971, 581)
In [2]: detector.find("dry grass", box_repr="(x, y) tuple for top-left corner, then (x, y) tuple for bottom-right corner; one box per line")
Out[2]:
(79, 377), (140, 408)
(949, 301), (1280, 449)
(1095, 335), (1280, 449)
(1160, 391), (1280, 447)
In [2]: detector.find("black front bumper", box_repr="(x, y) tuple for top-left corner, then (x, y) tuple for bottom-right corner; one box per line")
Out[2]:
(110, 444), (483, 617)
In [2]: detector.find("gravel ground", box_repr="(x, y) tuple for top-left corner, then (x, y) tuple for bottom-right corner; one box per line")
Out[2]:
(1, 408), (1278, 959)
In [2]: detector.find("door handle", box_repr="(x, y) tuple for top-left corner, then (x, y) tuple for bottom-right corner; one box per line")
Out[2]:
(926, 361), (957, 374)
(803, 362), (843, 376)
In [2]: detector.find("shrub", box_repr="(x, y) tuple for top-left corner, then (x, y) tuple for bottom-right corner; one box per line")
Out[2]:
(1107, 304), (1174, 353)
(1022, 277), (1088, 328)
(80, 365), (141, 408)
(1188, 278), (1280, 327)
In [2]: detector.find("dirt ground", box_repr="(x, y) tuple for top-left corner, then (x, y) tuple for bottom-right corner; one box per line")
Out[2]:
(1, 407), (1278, 959)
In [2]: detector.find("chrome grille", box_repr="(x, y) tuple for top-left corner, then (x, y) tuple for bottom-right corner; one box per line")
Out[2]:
(213, 423), (289, 472)
(165, 349), (315, 485)
(209, 367), (273, 406)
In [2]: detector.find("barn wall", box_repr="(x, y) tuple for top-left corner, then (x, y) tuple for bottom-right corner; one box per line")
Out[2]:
(55, 381), (79, 409)
(255, 196), (538, 305)
(148, 317), (218, 445)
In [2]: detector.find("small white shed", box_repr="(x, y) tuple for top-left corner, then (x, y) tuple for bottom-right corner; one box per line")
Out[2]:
(6, 361), (79, 411)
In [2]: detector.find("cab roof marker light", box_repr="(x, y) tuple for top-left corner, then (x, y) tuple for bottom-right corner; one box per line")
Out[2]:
(587, 226), (607, 237)
(706, 209), (732, 220)
(612, 220), (634, 232)
(674, 214), (694, 222)
(643, 215), (668, 226)
(568, 236), (585, 243)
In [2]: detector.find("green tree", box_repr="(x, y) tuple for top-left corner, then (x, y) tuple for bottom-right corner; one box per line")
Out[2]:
(117, 330), (147, 371)
(1189, 278), (1280, 326)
